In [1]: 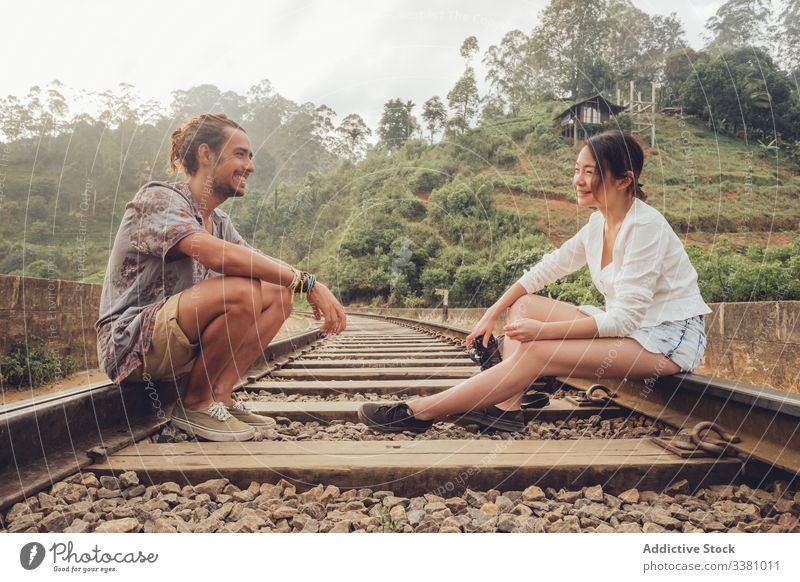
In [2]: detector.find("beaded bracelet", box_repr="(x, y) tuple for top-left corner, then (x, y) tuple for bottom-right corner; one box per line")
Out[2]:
(287, 268), (300, 291)
(289, 271), (317, 304)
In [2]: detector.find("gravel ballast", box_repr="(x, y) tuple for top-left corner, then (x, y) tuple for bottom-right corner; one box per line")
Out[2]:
(2, 472), (798, 533)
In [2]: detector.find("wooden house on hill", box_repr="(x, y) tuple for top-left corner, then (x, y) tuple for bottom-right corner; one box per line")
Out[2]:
(554, 95), (626, 144)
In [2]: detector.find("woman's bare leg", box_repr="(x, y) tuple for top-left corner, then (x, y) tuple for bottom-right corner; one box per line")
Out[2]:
(407, 334), (680, 421)
(495, 294), (593, 410)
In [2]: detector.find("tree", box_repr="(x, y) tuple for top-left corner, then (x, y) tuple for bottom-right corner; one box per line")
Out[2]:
(377, 99), (418, 149)
(460, 36), (479, 61)
(604, 1), (685, 87)
(446, 36), (482, 133)
(483, 30), (540, 115)
(529, 0), (686, 98)
(421, 96), (447, 142)
(529, 0), (609, 98)
(704, 0), (771, 52)
(680, 46), (793, 140)
(447, 68), (481, 131)
(776, 0), (800, 72)
(334, 113), (371, 161)
(312, 104), (337, 149)
(45, 80), (68, 136)
(663, 48), (702, 102)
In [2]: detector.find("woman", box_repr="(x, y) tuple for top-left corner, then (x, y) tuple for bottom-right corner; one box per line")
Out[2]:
(359, 130), (711, 433)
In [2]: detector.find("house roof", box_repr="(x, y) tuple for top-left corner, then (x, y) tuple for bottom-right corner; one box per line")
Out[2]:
(553, 95), (626, 120)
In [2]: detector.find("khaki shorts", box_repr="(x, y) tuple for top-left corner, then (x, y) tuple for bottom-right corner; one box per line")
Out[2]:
(127, 292), (198, 382)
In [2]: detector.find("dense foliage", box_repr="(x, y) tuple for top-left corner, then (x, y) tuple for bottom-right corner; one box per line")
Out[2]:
(0, 340), (76, 389)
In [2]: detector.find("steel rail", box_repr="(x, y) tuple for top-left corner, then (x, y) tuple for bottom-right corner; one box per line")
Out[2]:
(350, 312), (800, 474)
(0, 325), (323, 510)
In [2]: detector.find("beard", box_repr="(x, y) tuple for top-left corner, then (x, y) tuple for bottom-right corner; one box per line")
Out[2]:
(211, 174), (245, 199)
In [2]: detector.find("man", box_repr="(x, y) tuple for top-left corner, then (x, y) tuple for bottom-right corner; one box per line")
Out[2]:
(96, 113), (346, 442)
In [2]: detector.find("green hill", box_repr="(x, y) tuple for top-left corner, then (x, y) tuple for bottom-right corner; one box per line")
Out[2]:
(2, 100), (798, 307)
(226, 102), (800, 307)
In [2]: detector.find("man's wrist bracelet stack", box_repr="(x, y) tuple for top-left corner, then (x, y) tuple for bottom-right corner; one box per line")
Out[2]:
(287, 269), (317, 303)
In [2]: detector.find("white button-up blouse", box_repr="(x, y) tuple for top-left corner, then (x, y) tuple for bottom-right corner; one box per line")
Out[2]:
(516, 197), (712, 337)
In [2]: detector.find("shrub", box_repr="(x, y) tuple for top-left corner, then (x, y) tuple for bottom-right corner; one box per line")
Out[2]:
(492, 147), (518, 168)
(0, 340), (76, 389)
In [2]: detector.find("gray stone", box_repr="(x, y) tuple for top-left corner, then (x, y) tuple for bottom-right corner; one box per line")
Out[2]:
(496, 514), (518, 533)
(272, 506), (298, 520)
(646, 507), (681, 529)
(328, 520), (352, 533)
(194, 479), (229, 499)
(382, 496), (408, 509)
(94, 518), (140, 533)
(99, 476), (120, 490)
(407, 509), (426, 526)
(124, 485), (146, 499)
(584, 485), (604, 502)
(40, 511), (71, 532)
(444, 497), (467, 513)
(118, 471), (139, 488)
(96, 487), (121, 499)
(618, 488), (640, 504)
(522, 485), (546, 502)
(557, 489), (582, 503)
(665, 479), (691, 496)
(193, 517), (223, 533)
(64, 519), (91, 533)
(464, 489), (487, 507)
(512, 504), (533, 517)
(424, 502), (448, 513)
(144, 518), (178, 533)
(389, 505), (407, 522)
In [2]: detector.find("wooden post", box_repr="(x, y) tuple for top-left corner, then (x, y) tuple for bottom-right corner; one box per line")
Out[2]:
(629, 81), (634, 113)
(434, 289), (449, 322)
(651, 81), (657, 147)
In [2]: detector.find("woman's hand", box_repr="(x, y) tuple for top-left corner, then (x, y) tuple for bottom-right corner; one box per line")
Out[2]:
(503, 318), (544, 342)
(466, 309), (499, 349)
(307, 282), (347, 334)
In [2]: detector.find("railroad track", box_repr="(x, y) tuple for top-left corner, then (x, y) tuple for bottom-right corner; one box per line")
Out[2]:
(2, 313), (799, 533)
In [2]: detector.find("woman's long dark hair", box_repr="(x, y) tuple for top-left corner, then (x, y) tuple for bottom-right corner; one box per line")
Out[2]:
(586, 131), (647, 201)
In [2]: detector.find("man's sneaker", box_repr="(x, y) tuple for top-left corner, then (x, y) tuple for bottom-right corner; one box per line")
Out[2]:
(170, 401), (256, 442)
(468, 334), (503, 371)
(358, 402), (434, 433)
(457, 406), (525, 432)
(227, 400), (278, 429)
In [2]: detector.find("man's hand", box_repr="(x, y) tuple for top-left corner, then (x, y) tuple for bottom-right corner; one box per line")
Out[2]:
(503, 318), (544, 342)
(307, 282), (347, 334)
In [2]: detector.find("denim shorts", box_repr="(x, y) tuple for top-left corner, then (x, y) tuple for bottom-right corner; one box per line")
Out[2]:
(578, 305), (707, 373)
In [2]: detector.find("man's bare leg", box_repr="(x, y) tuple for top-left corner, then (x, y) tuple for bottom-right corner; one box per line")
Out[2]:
(174, 276), (264, 410)
(210, 282), (292, 404)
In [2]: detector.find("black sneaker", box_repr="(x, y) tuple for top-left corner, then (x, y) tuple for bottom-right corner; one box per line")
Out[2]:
(520, 391), (551, 409)
(528, 376), (559, 394)
(468, 334), (503, 371)
(358, 402), (434, 433)
(457, 406), (525, 432)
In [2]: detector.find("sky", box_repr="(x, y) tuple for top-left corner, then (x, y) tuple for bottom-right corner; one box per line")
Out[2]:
(1, 0), (723, 130)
